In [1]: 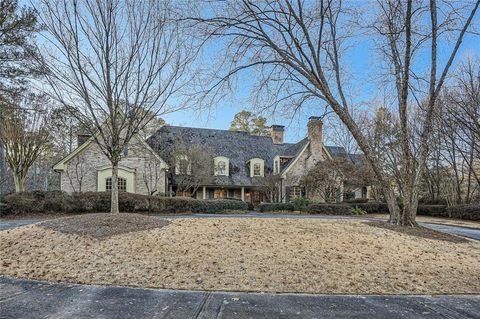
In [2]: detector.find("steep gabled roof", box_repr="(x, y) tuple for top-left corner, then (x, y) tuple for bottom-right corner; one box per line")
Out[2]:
(147, 126), (308, 187)
(325, 145), (366, 166)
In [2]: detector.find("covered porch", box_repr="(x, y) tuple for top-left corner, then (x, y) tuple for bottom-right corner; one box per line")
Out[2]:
(194, 186), (264, 206)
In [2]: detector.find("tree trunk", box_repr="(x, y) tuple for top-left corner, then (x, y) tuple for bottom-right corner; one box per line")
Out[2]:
(111, 162), (120, 214)
(13, 172), (26, 193)
(399, 188), (418, 226)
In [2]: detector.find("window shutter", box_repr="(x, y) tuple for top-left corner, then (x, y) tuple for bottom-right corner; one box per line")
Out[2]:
(285, 186), (291, 202)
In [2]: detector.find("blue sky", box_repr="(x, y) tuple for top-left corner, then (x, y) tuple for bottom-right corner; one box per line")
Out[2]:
(29, 0), (480, 144)
(162, 11), (480, 144)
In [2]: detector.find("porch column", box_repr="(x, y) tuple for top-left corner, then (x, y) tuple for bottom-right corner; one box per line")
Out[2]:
(241, 187), (245, 201)
(202, 186), (206, 200)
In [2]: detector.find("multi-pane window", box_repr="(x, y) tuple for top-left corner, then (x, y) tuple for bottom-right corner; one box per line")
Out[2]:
(216, 161), (226, 175)
(290, 186), (302, 198)
(106, 177), (127, 192)
(274, 160), (279, 174)
(253, 163), (261, 176)
(178, 158), (190, 175)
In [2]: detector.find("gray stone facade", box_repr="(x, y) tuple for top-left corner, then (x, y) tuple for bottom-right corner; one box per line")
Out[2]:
(55, 117), (368, 204)
(58, 136), (166, 195)
(281, 118), (329, 202)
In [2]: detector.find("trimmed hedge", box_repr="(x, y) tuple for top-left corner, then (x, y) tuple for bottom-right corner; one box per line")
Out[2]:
(445, 204), (480, 221)
(305, 203), (353, 215)
(256, 202), (295, 212)
(256, 202), (354, 215)
(416, 205), (447, 217)
(0, 191), (249, 216)
(346, 201), (480, 221)
(347, 202), (389, 214)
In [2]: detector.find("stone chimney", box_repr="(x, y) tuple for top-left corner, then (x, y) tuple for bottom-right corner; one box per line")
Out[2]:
(77, 134), (91, 147)
(307, 116), (323, 157)
(269, 125), (285, 144)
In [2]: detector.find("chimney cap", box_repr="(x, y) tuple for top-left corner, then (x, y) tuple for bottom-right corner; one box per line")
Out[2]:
(308, 116), (323, 121)
(270, 124), (285, 131)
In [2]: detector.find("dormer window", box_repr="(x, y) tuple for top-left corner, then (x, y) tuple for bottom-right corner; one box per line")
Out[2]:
(214, 156), (229, 176)
(249, 158), (264, 177)
(217, 161), (226, 174)
(175, 154), (191, 175)
(253, 163), (261, 176)
(273, 156), (280, 174)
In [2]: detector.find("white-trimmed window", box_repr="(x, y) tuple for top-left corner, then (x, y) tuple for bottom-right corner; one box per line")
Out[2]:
(249, 158), (264, 177)
(217, 161), (226, 174)
(214, 156), (229, 176)
(175, 155), (191, 175)
(106, 177), (127, 192)
(290, 186), (302, 198)
(253, 163), (261, 176)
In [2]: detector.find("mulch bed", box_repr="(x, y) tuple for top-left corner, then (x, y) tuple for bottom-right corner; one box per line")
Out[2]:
(39, 213), (170, 239)
(366, 221), (468, 243)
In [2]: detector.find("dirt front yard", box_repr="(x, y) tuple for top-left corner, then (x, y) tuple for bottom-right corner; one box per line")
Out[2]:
(1, 216), (479, 294)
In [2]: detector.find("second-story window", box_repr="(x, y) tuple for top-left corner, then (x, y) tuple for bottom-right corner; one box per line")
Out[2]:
(178, 158), (189, 175)
(214, 156), (229, 176)
(253, 163), (261, 176)
(216, 161), (226, 175)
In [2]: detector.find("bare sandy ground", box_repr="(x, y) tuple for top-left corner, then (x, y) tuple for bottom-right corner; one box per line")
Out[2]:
(1, 218), (479, 294)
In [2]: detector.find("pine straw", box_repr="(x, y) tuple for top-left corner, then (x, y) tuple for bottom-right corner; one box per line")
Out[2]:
(39, 213), (170, 239)
(1, 217), (479, 294)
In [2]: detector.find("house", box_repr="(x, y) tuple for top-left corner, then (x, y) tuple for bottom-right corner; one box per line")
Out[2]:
(53, 117), (371, 204)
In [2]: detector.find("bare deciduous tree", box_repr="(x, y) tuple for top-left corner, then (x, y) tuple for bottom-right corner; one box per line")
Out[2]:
(65, 154), (87, 193)
(259, 173), (282, 202)
(38, 0), (195, 213)
(0, 93), (51, 192)
(172, 144), (214, 196)
(142, 158), (163, 196)
(190, 0), (479, 225)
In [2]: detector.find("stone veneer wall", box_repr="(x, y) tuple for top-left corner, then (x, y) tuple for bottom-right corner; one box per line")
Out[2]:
(60, 137), (165, 195)
(281, 118), (327, 202)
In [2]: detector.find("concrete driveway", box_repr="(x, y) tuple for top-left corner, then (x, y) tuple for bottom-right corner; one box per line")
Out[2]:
(0, 219), (43, 231)
(1, 276), (479, 319)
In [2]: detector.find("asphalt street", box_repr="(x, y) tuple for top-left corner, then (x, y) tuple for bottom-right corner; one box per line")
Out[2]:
(1, 276), (479, 319)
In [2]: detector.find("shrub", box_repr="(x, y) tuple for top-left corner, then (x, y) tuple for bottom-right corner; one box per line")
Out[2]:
(0, 191), (249, 216)
(445, 204), (480, 221)
(256, 202), (295, 212)
(416, 205), (447, 217)
(291, 197), (312, 210)
(305, 203), (352, 215)
(351, 207), (367, 216)
(418, 198), (448, 205)
(347, 202), (389, 214)
(345, 198), (369, 203)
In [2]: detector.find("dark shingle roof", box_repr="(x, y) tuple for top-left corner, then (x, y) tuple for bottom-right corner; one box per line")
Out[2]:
(325, 145), (365, 166)
(147, 126), (308, 187)
(348, 153), (366, 166)
(324, 146), (348, 158)
(146, 126), (365, 186)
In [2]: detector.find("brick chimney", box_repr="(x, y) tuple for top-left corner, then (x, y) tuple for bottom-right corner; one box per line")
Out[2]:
(269, 125), (285, 144)
(77, 134), (91, 147)
(307, 116), (323, 157)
